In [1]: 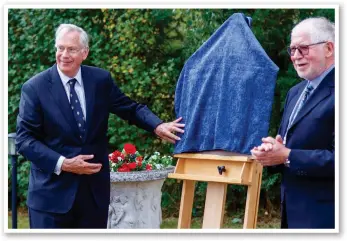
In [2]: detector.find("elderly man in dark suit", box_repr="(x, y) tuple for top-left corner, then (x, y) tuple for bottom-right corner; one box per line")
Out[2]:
(16, 23), (184, 229)
(251, 17), (335, 229)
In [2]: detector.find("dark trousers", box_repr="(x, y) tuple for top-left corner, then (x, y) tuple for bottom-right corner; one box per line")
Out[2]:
(281, 200), (288, 229)
(29, 178), (108, 229)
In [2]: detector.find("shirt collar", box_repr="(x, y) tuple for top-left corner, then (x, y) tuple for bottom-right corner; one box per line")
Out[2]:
(306, 64), (335, 89)
(57, 66), (83, 86)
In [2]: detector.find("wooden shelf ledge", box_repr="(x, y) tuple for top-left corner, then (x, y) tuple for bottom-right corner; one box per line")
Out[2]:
(174, 153), (254, 162)
(168, 173), (251, 185)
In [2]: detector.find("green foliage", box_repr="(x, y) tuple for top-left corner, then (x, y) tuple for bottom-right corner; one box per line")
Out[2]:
(161, 178), (182, 217)
(145, 151), (173, 169)
(8, 8), (334, 215)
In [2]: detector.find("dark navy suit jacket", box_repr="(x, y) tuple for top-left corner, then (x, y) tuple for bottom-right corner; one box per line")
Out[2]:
(276, 68), (335, 228)
(16, 64), (162, 213)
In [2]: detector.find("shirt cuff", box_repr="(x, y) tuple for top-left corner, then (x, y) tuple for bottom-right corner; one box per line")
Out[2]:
(54, 156), (65, 175)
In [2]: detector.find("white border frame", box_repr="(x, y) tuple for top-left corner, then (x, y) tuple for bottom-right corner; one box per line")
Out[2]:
(3, 4), (340, 234)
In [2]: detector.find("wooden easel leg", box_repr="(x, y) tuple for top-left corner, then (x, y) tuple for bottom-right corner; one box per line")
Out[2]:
(202, 182), (227, 229)
(243, 163), (263, 228)
(178, 180), (196, 228)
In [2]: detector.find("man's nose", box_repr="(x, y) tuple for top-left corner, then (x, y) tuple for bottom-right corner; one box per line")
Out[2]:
(61, 49), (70, 57)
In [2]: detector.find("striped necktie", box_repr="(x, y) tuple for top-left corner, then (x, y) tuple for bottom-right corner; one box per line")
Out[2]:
(68, 78), (86, 140)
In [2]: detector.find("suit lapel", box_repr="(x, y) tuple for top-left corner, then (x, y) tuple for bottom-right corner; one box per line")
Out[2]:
(81, 65), (96, 141)
(49, 64), (80, 137)
(290, 68), (335, 129)
(281, 84), (304, 136)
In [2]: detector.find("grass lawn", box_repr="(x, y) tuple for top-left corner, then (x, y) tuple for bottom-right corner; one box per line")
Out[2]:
(8, 208), (280, 229)
(8, 208), (29, 229)
(160, 209), (280, 229)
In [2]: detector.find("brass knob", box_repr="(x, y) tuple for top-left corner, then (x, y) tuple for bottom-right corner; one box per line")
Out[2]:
(217, 166), (226, 175)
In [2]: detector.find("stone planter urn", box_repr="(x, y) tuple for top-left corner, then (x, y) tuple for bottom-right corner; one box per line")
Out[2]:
(107, 166), (175, 229)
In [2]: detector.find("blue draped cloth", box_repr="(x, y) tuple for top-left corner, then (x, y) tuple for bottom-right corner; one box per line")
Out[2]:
(174, 13), (279, 155)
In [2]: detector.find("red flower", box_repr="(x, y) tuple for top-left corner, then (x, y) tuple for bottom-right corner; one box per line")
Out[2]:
(136, 156), (143, 162)
(124, 143), (137, 154)
(118, 167), (130, 172)
(114, 150), (123, 158)
(109, 150), (125, 163)
(113, 150), (122, 156)
(118, 163), (130, 172)
(128, 162), (137, 170)
(109, 154), (116, 163)
(109, 154), (117, 163)
(109, 143), (166, 173)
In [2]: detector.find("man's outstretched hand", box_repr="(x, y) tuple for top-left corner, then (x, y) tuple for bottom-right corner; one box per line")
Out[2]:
(154, 117), (185, 144)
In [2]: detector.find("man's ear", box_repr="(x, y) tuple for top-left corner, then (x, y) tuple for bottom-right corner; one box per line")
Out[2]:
(82, 48), (89, 60)
(325, 41), (334, 58)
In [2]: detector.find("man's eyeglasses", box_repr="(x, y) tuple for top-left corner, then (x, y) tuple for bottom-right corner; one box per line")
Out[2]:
(56, 46), (82, 54)
(287, 41), (327, 56)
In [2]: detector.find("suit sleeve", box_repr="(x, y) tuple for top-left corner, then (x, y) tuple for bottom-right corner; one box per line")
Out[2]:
(16, 82), (61, 173)
(288, 145), (334, 178)
(107, 73), (163, 133)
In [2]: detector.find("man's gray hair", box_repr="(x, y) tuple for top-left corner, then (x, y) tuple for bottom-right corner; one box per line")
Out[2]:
(292, 17), (335, 43)
(55, 24), (89, 49)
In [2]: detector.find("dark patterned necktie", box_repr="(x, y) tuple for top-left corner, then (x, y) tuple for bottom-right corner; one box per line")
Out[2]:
(288, 84), (314, 128)
(68, 78), (86, 140)
(284, 84), (314, 144)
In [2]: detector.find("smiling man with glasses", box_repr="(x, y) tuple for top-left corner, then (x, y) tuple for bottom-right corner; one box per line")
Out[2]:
(15, 23), (185, 228)
(252, 17), (335, 229)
